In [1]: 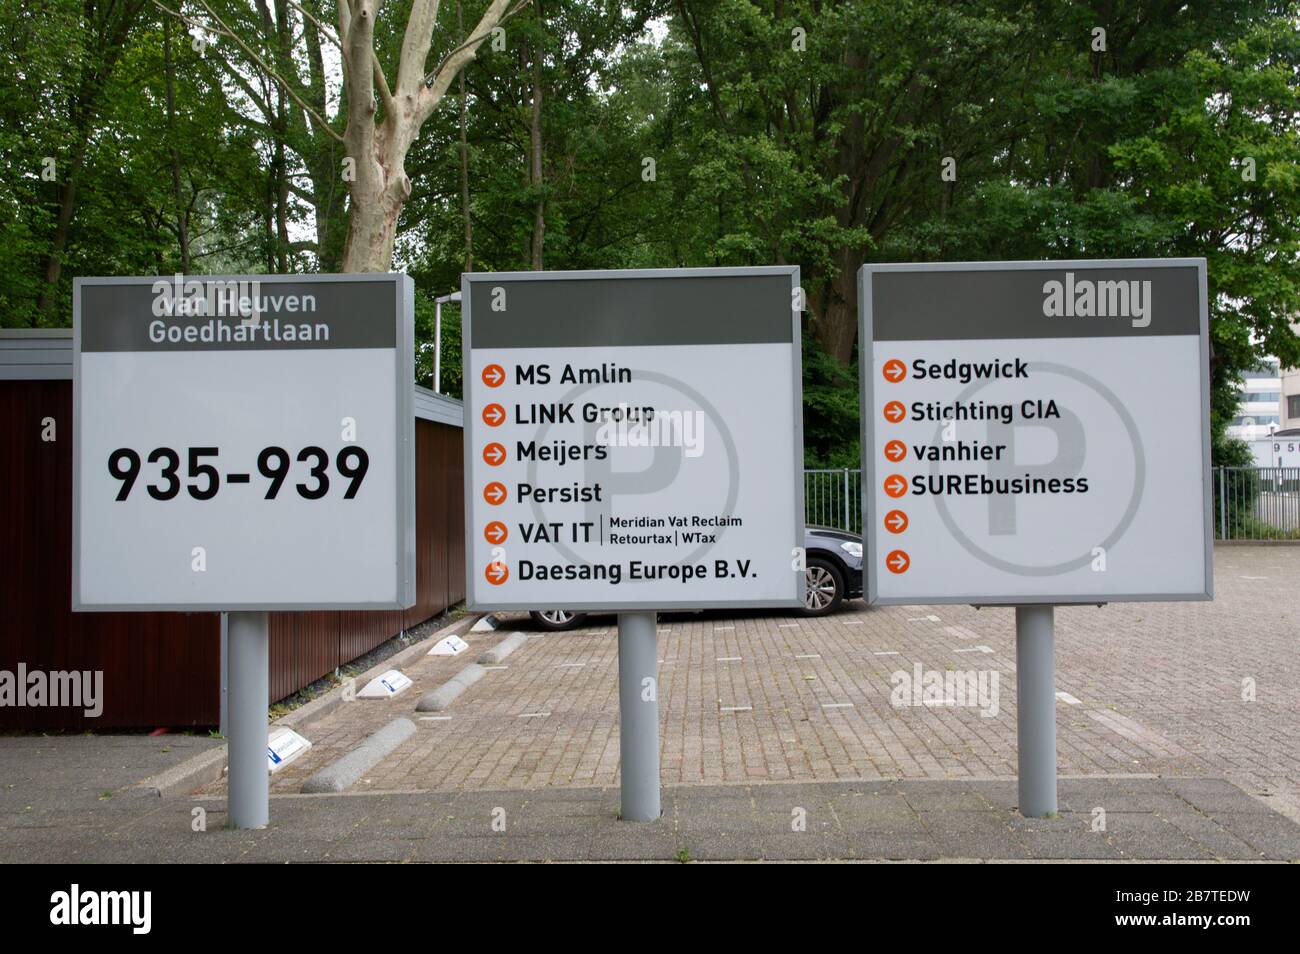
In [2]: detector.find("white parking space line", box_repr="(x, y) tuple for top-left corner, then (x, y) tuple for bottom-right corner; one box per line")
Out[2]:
(1056, 691), (1082, 705)
(778, 623), (800, 628)
(821, 702), (855, 709)
(794, 653), (821, 659)
(873, 651), (900, 656)
(720, 705), (753, 713)
(841, 620), (864, 626)
(908, 615), (941, 622)
(518, 711), (550, 719)
(713, 626), (735, 631)
(482, 665), (508, 670)
(716, 656), (742, 662)
(554, 662), (585, 668)
(418, 716), (452, 722)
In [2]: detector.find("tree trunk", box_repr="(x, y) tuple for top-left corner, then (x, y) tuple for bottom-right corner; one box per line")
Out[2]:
(529, 21), (545, 270)
(35, 137), (88, 317)
(302, 0), (346, 271)
(335, 0), (514, 272)
(36, 0), (145, 316)
(163, 21), (191, 272)
(817, 252), (861, 366)
(342, 185), (404, 272)
(311, 157), (348, 271)
(458, 0), (473, 272)
(273, 0), (292, 272)
(275, 125), (290, 271)
(263, 150), (276, 273)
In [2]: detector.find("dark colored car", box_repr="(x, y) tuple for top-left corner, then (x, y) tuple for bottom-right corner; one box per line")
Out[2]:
(528, 525), (864, 631)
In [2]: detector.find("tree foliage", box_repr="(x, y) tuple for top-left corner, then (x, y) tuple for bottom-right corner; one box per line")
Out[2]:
(1, 0), (1297, 465)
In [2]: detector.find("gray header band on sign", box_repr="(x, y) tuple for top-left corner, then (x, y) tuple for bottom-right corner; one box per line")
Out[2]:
(870, 264), (1201, 340)
(78, 277), (397, 352)
(468, 273), (795, 348)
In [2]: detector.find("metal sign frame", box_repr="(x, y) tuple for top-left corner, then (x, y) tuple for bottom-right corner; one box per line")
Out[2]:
(72, 273), (416, 612)
(461, 266), (806, 613)
(859, 257), (1213, 606)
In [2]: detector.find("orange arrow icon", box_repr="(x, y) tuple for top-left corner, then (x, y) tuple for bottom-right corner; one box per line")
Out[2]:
(883, 474), (908, 498)
(883, 401), (906, 423)
(882, 359), (907, 383)
(482, 403), (505, 427)
(483, 482), (507, 505)
(886, 550), (910, 574)
(485, 561), (509, 585)
(482, 364), (505, 388)
(484, 521), (508, 544)
(884, 439), (907, 462)
(884, 509), (909, 534)
(483, 442), (506, 466)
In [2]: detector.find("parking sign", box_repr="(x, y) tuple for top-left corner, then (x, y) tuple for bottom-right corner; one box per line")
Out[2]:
(860, 259), (1212, 605)
(462, 268), (805, 611)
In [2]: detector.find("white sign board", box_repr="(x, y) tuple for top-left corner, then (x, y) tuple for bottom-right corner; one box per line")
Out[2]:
(428, 634), (469, 656)
(73, 274), (415, 610)
(1251, 438), (1300, 469)
(462, 268), (804, 611)
(267, 727), (312, 773)
(357, 669), (413, 698)
(860, 259), (1212, 605)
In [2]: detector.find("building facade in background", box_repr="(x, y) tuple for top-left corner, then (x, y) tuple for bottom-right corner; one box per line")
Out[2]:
(1282, 323), (1300, 432)
(1229, 357), (1281, 440)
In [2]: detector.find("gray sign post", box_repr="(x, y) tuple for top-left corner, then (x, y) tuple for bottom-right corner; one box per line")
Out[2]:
(461, 268), (805, 820)
(860, 259), (1211, 817)
(227, 611), (270, 828)
(1015, 604), (1056, 816)
(73, 274), (415, 829)
(617, 612), (660, 821)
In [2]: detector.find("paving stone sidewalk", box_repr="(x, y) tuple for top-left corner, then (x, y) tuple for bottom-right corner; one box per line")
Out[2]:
(201, 546), (1300, 824)
(2, 776), (1296, 862)
(3, 545), (1296, 862)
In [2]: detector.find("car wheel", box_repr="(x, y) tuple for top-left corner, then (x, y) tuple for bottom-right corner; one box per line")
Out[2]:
(529, 610), (588, 631)
(802, 558), (845, 616)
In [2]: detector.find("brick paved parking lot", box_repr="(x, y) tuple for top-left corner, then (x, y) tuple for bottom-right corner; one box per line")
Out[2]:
(202, 545), (1300, 825)
(11, 776), (1300, 863)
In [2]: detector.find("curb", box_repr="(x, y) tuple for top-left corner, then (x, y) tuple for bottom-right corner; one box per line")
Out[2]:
(124, 744), (229, 799)
(278, 613), (477, 733)
(300, 718), (417, 794)
(415, 629), (531, 712)
(477, 631), (529, 665)
(130, 611), (478, 798)
(416, 663), (486, 712)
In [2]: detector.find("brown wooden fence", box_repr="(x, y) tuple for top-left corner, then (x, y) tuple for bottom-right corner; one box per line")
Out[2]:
(265, 418), (465, 703)
(0, 376), (465, 730)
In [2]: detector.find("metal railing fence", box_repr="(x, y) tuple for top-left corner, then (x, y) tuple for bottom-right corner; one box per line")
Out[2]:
(1215, 467), (1300, 541)
(803, 466), (1300, 542)
(804, 468), (862, 535)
